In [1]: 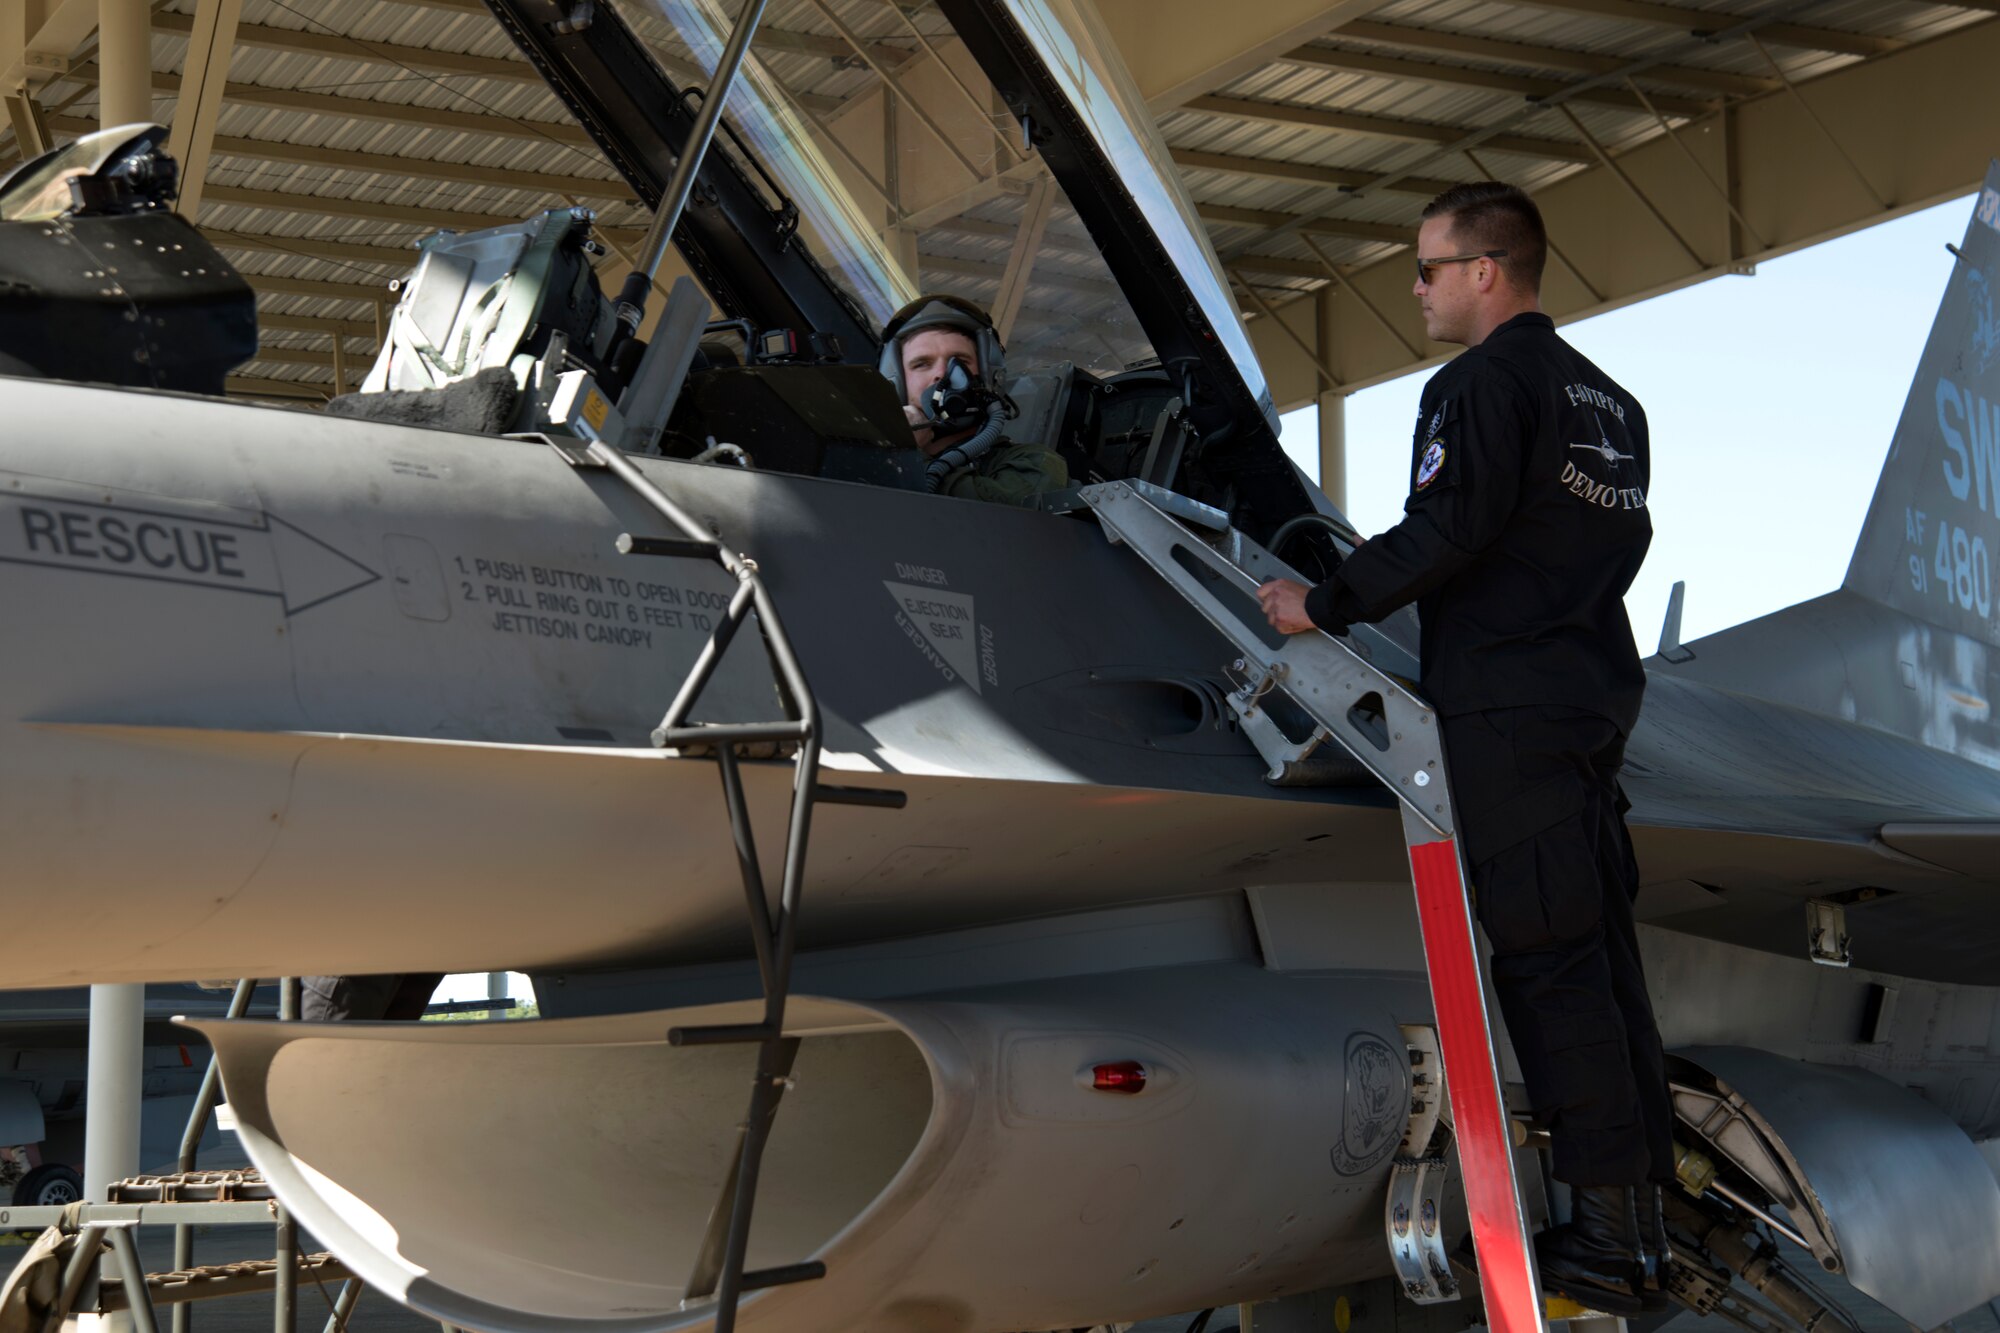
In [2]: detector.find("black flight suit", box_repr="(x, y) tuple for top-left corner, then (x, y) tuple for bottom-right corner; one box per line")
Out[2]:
(301, 973), (444, 1022)
(1302, 312), (1673, 1188)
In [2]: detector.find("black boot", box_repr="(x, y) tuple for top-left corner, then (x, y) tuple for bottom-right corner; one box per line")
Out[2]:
(1538, 1185), (1661, 1316)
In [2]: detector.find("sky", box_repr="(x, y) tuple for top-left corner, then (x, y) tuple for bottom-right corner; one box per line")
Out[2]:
(1276, 192), (1976, 651)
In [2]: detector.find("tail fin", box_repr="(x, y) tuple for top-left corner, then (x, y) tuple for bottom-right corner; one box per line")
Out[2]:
(1844, 161), (2000, 646)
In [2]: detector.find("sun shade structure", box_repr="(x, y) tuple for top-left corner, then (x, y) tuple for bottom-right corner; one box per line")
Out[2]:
(0, 0), (1991, 408)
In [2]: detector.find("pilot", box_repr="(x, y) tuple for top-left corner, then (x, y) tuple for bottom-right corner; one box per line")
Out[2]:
(1256, 183), (1672, 1316)
(879, 295), (1068, 505)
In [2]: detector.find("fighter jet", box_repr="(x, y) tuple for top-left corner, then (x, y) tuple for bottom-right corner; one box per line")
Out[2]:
(1, 0), (1998, 1330)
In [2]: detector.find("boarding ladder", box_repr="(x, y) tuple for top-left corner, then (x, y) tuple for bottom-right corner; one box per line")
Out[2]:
(1079, 481), (1547, 1333)
(546, 434), (905, 1333)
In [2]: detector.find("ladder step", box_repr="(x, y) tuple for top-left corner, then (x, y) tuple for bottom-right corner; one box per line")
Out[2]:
(654, 721), (812, 748)
(813, 783), (907, 809)
(107, 1170), (272, 1203)
(616, 532), (723, 562)
(668, 1022), (779, 1047)
(740, 1262), (826, 1292)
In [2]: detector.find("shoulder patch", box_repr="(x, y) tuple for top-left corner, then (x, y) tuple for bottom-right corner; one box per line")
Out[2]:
(1416, 438), (1446, 489)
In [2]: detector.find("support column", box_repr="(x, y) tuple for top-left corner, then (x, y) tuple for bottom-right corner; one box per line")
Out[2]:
(97, 0), (150, 129)
(1315, 287), (1347, 510)
(86, 980), (145, 1328)
(83, 984), (144, 1201)
(1317, 387), (1346, 512)
(164, 0), (245, 217)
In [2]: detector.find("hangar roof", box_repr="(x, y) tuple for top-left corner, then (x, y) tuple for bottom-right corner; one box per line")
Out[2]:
(1, 0), (1993, 407)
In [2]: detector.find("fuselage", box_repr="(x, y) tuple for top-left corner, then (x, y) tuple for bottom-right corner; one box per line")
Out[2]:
(0, 375), (1997, 991)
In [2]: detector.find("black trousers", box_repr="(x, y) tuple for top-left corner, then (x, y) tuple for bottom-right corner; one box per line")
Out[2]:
(300, 973), (444, 1022)
(1441, 706), (1674, 1188)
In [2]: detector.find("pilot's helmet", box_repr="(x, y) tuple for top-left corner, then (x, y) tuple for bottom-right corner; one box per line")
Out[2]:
(879, 293), (1006, 402)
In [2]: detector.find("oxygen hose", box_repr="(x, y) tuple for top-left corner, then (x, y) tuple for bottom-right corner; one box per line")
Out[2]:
(923, 400), (1008, 493)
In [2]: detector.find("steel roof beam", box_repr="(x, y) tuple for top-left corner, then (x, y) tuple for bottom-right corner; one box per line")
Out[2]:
(935, 215), (1088, 247)
(247, 273), (397, 305)
(1280, 44), (1715, 119)
(145, 11), (844, 113)
(1232, 252), (1344, 280)
(917, 251), (1121, 299)
(205, 185), (538, 235)
(1500, 0), (1903, 57)
(242, 345), (353, 370)
(258, 312), (378, 340)
(151, 10), (538, 83)
(1169, 146), (1458, 196)
(204, 229), (423, 269)
(371, 0), (916, 67)
(1197, 202), (1416, 245)
(1182, 94), (1596, 163)
(44, 114), (632, 201)
(206, 134), (629, 202)
(1094, 0), (1380, 112)
(162, 0), (243, 217)
(65, 63), (602, 146)
(225, 375), (330, 400)
(1335, 20), (1780, 98)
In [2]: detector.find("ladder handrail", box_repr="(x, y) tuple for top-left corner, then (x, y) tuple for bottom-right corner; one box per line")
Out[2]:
(1082, 481), (1454, 837)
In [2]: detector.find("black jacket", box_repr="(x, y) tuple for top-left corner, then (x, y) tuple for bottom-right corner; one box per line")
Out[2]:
(1305, 312), (1652, 733)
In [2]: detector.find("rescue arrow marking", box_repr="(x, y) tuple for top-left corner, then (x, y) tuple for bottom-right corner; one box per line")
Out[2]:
(0, 489), (379, 616)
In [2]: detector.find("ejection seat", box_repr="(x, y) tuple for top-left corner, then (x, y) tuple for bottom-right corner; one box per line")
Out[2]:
(1010, 362), (1196, 494)
(326, 208), (624, 437)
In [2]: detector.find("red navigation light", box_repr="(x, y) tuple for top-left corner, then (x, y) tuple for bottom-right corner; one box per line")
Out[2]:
(1091, 1060), (1148, 1094)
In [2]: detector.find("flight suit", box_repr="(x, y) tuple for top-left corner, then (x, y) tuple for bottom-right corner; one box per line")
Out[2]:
(1302, 311), (1673, 1188)
(936, 437), (1069, 506)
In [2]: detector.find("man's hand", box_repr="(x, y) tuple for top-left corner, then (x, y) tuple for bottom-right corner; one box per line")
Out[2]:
(1258, 578), (1317, 635)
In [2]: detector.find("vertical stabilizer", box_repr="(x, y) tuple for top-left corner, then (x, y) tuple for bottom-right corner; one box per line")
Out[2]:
(1845, 161), (2000, 646)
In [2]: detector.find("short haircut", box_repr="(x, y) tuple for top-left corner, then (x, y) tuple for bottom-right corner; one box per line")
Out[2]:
(1421, 182), (1547, 292)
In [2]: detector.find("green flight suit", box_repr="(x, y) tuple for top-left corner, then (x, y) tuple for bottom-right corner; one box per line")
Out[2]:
(935, 437), (1070, 506)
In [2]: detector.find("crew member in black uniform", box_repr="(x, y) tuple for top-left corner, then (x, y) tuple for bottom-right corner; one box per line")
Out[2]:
(301, 973), (442, 1022)
(1258, 182), (1673, 1316)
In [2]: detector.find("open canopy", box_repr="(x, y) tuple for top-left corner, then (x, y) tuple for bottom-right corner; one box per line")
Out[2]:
(489, 0), (1278, 443)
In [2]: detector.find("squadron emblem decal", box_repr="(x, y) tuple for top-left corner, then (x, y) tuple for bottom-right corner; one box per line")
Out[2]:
(1330, 1032), (1407, 1175)
(1415, 439), (1446, 490)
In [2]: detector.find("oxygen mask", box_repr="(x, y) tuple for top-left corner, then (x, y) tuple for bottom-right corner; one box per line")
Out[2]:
(919, 355), (1005, 434)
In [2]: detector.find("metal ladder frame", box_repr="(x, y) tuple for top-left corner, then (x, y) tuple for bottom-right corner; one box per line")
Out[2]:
(1080, 480), (1547, 1333)
(560, 436), (902, 1333)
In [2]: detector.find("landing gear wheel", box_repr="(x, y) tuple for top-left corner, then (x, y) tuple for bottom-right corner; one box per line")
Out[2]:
(12, 1163), (82, 1207)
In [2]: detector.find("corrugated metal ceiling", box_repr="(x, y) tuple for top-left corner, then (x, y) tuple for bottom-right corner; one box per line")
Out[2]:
(6, 0), (1988, 397)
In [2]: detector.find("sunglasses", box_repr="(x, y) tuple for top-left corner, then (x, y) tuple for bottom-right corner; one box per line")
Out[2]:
(1415, 250), (1507, 285)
